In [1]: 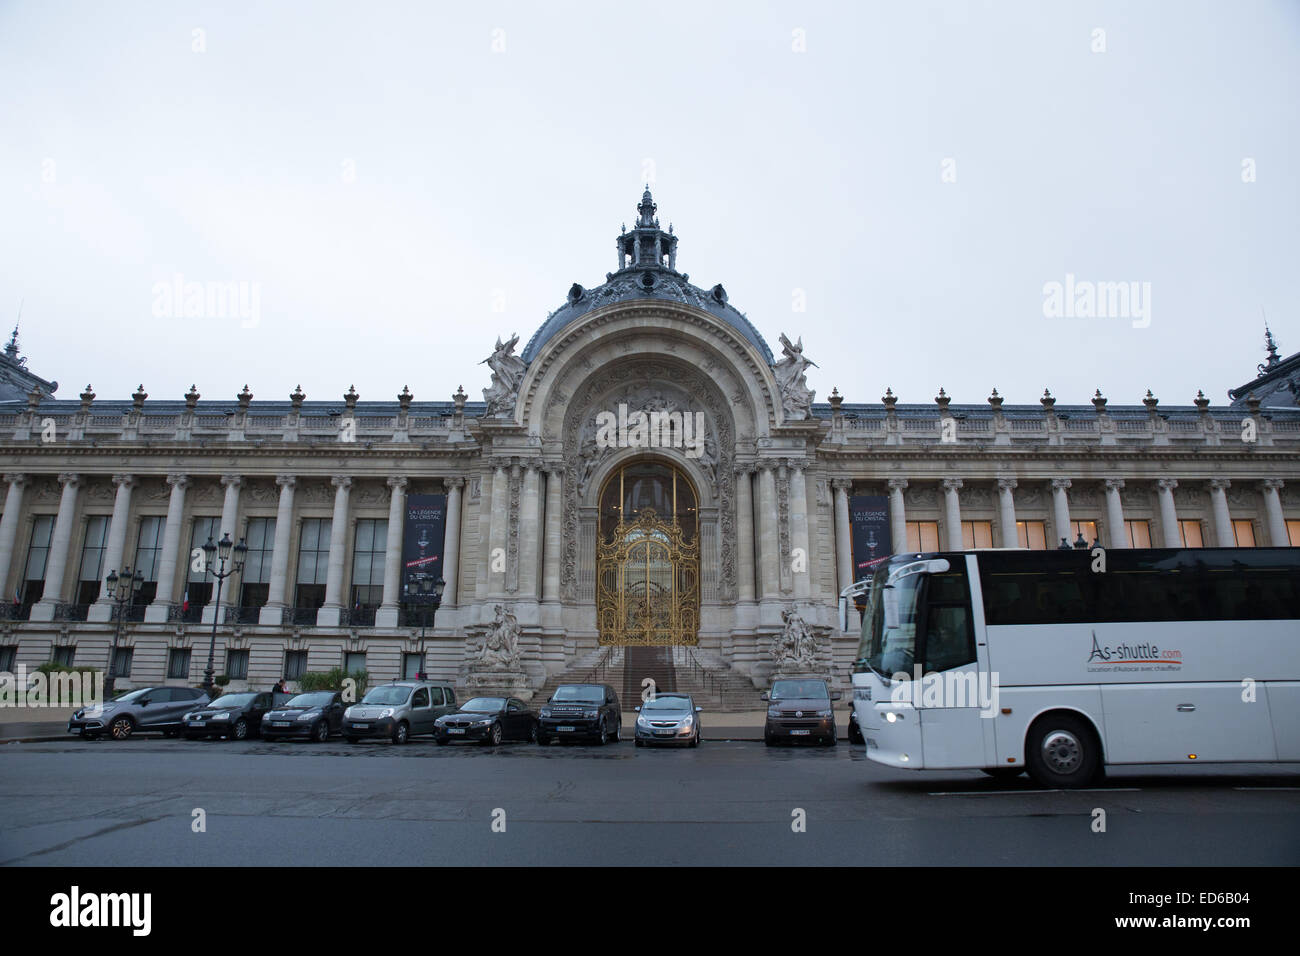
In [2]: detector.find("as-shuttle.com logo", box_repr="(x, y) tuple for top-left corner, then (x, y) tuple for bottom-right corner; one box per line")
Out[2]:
(1086, 631), (1183, 672)
(49, 886), (151, 936)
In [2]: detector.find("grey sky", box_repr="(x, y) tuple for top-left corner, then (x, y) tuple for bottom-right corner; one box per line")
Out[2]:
(1, 0), (1296, 408)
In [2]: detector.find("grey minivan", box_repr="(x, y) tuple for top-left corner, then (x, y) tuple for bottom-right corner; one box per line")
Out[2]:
(68, 686), (211, 740)
(342, 680), (457, 744)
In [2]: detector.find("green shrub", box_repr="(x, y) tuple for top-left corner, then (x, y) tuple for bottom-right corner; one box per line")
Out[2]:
(299, 667), (369, 697)
(214, 673), (231, 686)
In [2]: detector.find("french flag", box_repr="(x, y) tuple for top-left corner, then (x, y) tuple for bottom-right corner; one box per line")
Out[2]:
(181, 590), (190, 613)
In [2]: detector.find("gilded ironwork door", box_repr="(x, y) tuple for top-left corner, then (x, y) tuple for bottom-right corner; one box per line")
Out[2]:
(597, 508), (699, 645)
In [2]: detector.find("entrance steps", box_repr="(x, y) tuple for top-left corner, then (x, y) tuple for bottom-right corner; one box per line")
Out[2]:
(669, 646), (762, 712)
(532, 646), (625, 706)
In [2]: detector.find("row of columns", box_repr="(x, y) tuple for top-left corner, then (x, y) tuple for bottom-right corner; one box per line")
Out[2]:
(827, 475), (1292, 599)
(731, 460), (813, 604)
(0, 472), (467, 628)
(476, 458), (566, 606)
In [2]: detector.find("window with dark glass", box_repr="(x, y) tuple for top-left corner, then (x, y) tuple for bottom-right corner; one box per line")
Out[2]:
(295, 518), (331, 612)
(109, 647), (133, 678)
(132, 515), (165, 610)
(239, 517), (275, 611)
(185, 517), (220, 614)
(167, 648), (192, 680)
(284, 650), (308, 680)
(21, 515), (54, 614)
(76, 515), (110, 606)
(350, 519), (386, 615)
(52, 646), (76, 666)
(225, 648), (249, 680)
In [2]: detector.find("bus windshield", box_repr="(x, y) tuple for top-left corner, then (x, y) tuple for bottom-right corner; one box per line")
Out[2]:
(856, 558), (945, 678)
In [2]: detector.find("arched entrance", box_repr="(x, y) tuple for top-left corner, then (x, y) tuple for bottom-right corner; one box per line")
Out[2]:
(596, 460), (700, 645)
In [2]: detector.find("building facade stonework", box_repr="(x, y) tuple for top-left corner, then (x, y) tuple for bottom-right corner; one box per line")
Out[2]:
(1, 190), (1298, 701)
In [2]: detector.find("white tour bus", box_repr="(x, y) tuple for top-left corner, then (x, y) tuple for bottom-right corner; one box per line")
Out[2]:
(844, 547), (1300, 787)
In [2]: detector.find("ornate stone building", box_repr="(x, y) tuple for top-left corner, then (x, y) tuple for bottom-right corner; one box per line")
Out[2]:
(1, 189), (1298, 702)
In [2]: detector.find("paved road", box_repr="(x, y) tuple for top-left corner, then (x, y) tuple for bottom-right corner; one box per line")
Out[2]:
(2, 736), (1297, 866)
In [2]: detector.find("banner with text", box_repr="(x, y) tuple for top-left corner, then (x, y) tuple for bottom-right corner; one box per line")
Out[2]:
(402, 494), (447, 598)
(849, 495), (891, 603)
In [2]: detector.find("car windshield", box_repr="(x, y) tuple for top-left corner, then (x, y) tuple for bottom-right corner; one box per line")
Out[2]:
(770, 680), (829, 700)
(111, 688), (154, 702)
(361, 686), (411, 706)
(643, 696), (691, 712)
(285, 693), (333, 708)
(462, 697), (506, 712)
(212, 693), (256, 706)
(551, 686), (604, 704)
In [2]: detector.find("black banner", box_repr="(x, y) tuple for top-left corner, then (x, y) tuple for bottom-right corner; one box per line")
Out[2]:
(849, 495), (891, 590)
(402, 493), (447, 597)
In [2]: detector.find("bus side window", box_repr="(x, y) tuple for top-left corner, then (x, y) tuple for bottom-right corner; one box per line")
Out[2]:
(924, 604), (975, 672)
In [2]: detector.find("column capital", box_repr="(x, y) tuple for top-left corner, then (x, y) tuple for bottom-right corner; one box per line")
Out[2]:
(830, 477), (853, 492)
(3, 473), (27, 487)
(1156, 478), (1178, 492)
(165, 473), (189, 488)
(1258, 478), (1284, 492)
(275, 474), (297, 488)
(387, 476), (408, 491)
(1051, 477), (1073, 491)
(733, 463), (754, 477)
(331, 475), (353, 490)
(756, 459), (778, 474)
(57, 473), (79, 487)
(220, 474), (242, 489)
(446, 476), (467, 489)
(942, 477), (964, 492)
(543, 462), (565, 477)
(525, 458), (544, 473)
(887, 477), (908, 492)
(111, 474), (135, 488)
(491, 458), (510, 474)
(996, 477), (1018, 492)
(1208, 478), (1231, 491)
(1104, 478), (1126, 492)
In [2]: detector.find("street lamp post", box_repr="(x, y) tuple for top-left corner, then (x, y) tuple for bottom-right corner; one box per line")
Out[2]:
(201, 533), (247, 693)
(104, 566), (145, 693)
(404, 575), (445, 680)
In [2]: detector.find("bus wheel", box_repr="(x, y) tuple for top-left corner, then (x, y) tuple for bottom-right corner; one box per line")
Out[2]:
(1025, 714), (1100, 788)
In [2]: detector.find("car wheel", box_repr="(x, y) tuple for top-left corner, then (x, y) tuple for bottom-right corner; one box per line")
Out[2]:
(609, 721), (619, 744)
(596, 719), (608, 746)
(1025, 713), (1101, 788)
(231, 718), (249, 741)
(824, 728), (837, 746)
(690, 727), (700, 748)
(849, 721), (864, 745)
(764, 733), (777, 747)
(527, 722), (537, 743)
(313, 720), (329, 743)
(392, 721), (409, 745)
(536, 730), (550, 746)
(486, 723), (503, 747)
(982, 767), (1025, 780)
(109, 716), (135, 740)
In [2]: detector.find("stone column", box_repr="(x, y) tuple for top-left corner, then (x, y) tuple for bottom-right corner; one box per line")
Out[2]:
(1259, 479), (1289, 546)
(942, 478), (963, 551)
(203, 475), (243, 624)
(831, 479), (852, 594)
(317, 475), (351, 626)
(1104, 479), (1128, 548)
(145, 474), (188, 623)
(0, 475), (28, 602)
(1156, 478), (1180, 547)
(996, 477), (1018, 548)
(1208, 479), (1234, 547)
(733, 467), (756, 603)
(887, 478), (908, 553)
(541, 467), (562, 604)
(442, 477), (465, 606)
(30, 474), (79, 621)
(519, 461), (542, 599)
(788, 463), (811, 600)
(259, 476), (296, 625)
(487, 460), (510, 598)
(89, 474), (135, 622)
(756, 462), (780, 599)
(1051, 478), (1073, 548)
(375, 476), (407, 627)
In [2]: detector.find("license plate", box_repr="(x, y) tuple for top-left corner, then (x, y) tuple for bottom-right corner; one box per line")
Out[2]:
(558, 726), (576, 732)
(448, 728), (465, 734)
(189, 721), (204, 727)
(655, 730), (675, 736)
(353, 723), (369, 730)
(790, 729), (811, 736)
(271, 721), (290, 728)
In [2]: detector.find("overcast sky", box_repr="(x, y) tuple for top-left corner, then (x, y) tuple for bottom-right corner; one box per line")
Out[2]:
(1, 0), (1296, 409)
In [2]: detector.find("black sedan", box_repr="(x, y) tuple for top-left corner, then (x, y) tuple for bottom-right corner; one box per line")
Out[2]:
(434, 697), (537, 746)
(261, 692), (347, 742)
(182, 692), (276, 740)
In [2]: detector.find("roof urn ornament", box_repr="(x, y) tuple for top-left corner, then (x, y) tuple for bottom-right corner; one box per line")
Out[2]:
(184, 384), (199, 410)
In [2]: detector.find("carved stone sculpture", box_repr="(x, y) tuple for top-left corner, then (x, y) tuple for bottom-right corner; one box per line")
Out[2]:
(772, 607), (819, 673)
(476, 604), (521, 670)
(773, 333), (817, 420)
(481, 334), (527, 417)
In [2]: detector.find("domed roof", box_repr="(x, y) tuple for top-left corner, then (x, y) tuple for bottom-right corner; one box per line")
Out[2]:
(520, 190), (774, 365)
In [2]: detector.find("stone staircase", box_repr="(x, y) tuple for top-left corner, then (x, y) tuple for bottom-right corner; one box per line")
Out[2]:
(670, 646), (762, 712)
(531, 646), (625, 706)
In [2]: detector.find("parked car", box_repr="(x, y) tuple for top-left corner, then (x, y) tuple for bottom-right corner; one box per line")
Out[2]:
(182, 691), (278, 740)
(537, 683), (621, 745)
(261, 691), (347, 742)
(434, 696), (538, 745)
(763, 678), (840, 746)
(68, 686), (210, 740)
(634, 692), (702, 747)
(342, 681), (456, 744)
